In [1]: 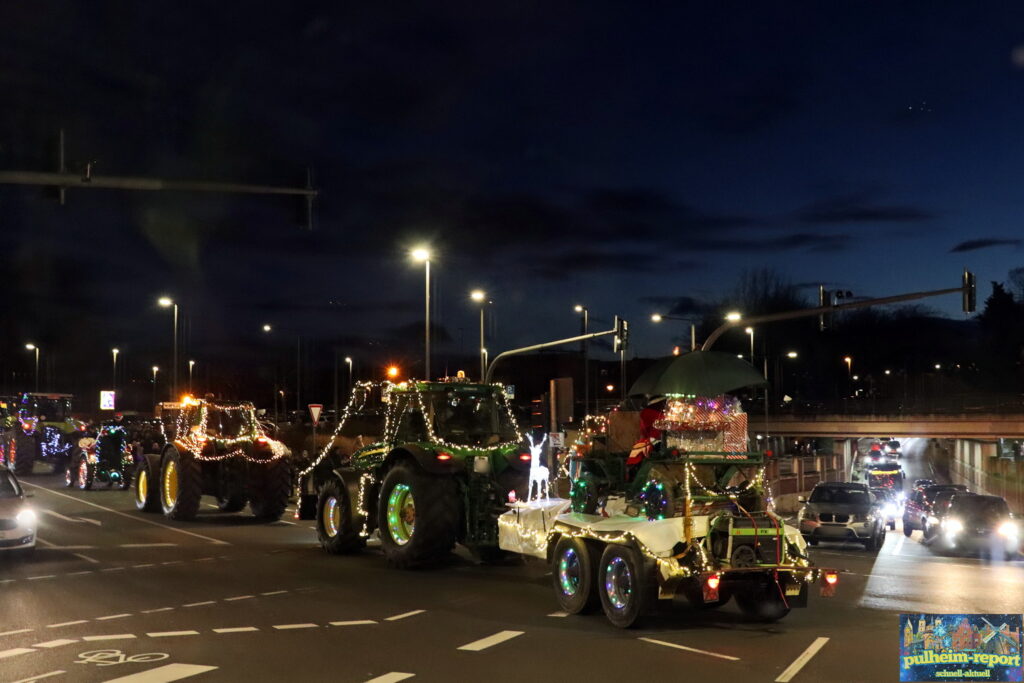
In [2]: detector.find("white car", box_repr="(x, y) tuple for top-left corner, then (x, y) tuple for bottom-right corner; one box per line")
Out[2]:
(0, 469), (37, 555)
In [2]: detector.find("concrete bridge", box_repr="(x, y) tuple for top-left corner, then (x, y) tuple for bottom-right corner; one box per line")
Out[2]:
(749, 413), (1024, 439)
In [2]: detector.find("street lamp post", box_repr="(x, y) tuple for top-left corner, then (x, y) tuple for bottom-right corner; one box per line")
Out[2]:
(158, 297), (178, 399)
(188, 360), (195, 394)
(745, 327), (755, 363)
(111, 348), (119, 392)
(575, 304), (589, 418)
(151, 366), (159, 409)
(345, 356), (353, 395)
(470, 289), (490, 381)
(412, 248), (432, 380)
(263, 324), (302, 413)
(651, 313), (698, 351)
(25, 344), (40, 392)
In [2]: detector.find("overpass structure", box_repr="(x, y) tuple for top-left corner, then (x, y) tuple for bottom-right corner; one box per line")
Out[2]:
(749, 413), (1024, 439)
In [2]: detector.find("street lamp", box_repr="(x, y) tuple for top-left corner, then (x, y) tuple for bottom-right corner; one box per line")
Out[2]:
(386, 365), (400, 379)
(786, 351), (799, 359)
(151, 365), (159, 408)
(575, 304), (590, 417)
(111, 348), (119, 392)
(725, 311), (742, 322)
(745, 326), (754, 363)
(25, 344), (40, 392)
(345, 356), (353, 394)
(158, 296), (179, 399)
(651, 313), (698, 351)
(188, 360), (195, 394)
(470, 289), (490, 381)
(843, 356), (852, 377)
(411, 247), (432, 380)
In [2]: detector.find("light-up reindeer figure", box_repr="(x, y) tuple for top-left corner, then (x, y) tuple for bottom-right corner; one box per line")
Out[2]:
(526, 433), (549, 501)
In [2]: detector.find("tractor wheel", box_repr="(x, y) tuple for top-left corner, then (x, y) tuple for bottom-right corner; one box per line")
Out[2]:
(551, 536), (599, 614)
(217, 492), (248, 512)
(597, 543), (654, 628)
(248, 459), (291, 521)
(735, 583), (791, 622)
(316, 477), (365, 554)
(75, 454), (94, 491)
(134, 455), (162, 512)
(160, 448), (202, 521)
(12, 431), (37, 476)
(64, 460), (77, 488)
(377, 460), (458, 569)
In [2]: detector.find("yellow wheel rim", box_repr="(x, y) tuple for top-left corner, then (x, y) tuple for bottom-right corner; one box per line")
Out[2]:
(137, 469), (148, 503)
(162, 460), (179, 510)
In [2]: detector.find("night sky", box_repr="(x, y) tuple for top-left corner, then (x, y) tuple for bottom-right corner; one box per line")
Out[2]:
(1, 3), (1022, 401)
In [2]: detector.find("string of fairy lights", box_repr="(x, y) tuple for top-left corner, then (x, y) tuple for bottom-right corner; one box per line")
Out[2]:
(173, 399), (289, 463)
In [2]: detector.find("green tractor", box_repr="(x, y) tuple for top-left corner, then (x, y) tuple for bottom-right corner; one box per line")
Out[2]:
(297, 378), (532, 567)
(64, 422), (135, 490)
(10, 393), (86, 475)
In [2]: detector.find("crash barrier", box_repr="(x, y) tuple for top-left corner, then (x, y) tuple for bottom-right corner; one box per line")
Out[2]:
(943, 439), (1024, 515)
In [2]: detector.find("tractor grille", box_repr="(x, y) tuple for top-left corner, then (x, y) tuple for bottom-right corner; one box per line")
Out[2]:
(820, 513), (849, 523)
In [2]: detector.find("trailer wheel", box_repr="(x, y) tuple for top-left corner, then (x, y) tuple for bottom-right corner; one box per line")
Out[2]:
(377, 460), (458, 569)
(316, 477), (365, 554)
(134, 455), (162, 512)
(160, 448), (202, 521)
(735, 583), (791, 622)
(249, 459), (291, 521)
(551, 536), (599, 614)
(597, 544), (654, 628)
(75, 454), (94, 491)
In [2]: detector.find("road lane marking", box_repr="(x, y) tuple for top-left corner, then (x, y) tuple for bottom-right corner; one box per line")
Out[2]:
(28, 575), (56, 580)
(96, 614), (131, 621)
(183, 601), (215, 608)
(891, 535), (906, 555)
(142, 608), (175, 614)
(457, 630), (524, 651)
(0, 628), (33, 637)
(0, 648), (35, 659)
(74, 553), (100, 564)
(638, 637), (739, 661)
(82, 634), (137, 641)
(9, 670), (66, 683)
(133, 563), (155, 569)
(547, 611), (570, 617)
(21, 482), (229, 545)
(147, 631), (200, 638)
(775, 636), (830, 682)
(224, 595), (254, 601)
(273, 623), (318, 630)
(122, 543), (178, 548)
(260, 590), (287, 596)
(195, 557), (214, 562)
(98, 663), (218, 682)
(33, 639), (77, 648)
(102, 567), (126, 572)
(68, 571), (95, 576)
(330, 620), (377, 626)
(48, 620), (88, 628)
(162, 561), (183, 565)
(384, 610), (425, 621)
(365, 674), (415, 683)
(212, 627), (259, 633)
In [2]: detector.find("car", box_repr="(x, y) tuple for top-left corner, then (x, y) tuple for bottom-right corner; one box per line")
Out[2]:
(0, 469), (36, 556)
(871, 487), (901, 530)
(798, 482), (887, 550)
(921, 489), (975, 543)
(885, 440), (902, 457)
(913, 479), (936, 491)
(866, 464), (904, 490)
(902, 484), (969, 538)
(933, 494), (1019, 559)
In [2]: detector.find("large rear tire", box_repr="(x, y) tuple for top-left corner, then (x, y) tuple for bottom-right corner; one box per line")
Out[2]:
(12, 431), (37, 476)
(377, 460), (458, 569)
(217, 492), (248, 513)
(551, 536), (599, 614)
(75, 454), (94, 491)
(160, 448), (202, 521)
(249, 459), (291, 521)
(316, 477), (365, 554)
(597, 543), (653, 628)
(134, 455), (162, 512)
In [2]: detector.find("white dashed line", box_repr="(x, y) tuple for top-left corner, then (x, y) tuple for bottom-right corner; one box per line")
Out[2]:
(147, 631), (200, 638)
(133, 563), (155, 569)
(121, 543), (178, 548)
(195, 557), (214, 562)
(213, 627), (259, 634)
(274, 520), (296, 525)
(775, 637), (830, 682)
(142, 608), (175, 614)
(365, 674), (415, 683)
(32, 639), (78, 648)
(102, 567), (126, 572)
(638, 637), (740, 661)
(162, 561), (184, 565)
(260, 590), (287, 596)
(82, 634), (137, 641)
(183, 601), (215, 608)
(384, 610), (425, 621)
(96, 614), (131, 621)
(68, 570), (95, 576)
(98, 662), (218, 682)
(9, 670), (65, 683)
(547, 611), (570, 618)
(0, 648), (36, 660)
(891, 535), (906, 556)
(0, 628), (33, 637)
(73, 553), (100, 564)
(329, 620), (377, 626)
(272, 623), (318, 630)
(47, 620), (87, 629)
(27, 575), (56, 581)
(457, 630), (524, 651)
(224, 595), (254, 601)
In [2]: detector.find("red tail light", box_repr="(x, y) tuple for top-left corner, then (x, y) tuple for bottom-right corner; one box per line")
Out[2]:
(436, 452), (452, 461)
(518, 453), (531, 462)
(703, 573), (721, 602)
(706, 574), (720, 591)
(257, 436), (269, 443)
(824, 571), (838, 585)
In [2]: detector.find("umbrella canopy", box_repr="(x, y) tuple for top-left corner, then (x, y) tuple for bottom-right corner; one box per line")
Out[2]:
(628, 351), (768, 397)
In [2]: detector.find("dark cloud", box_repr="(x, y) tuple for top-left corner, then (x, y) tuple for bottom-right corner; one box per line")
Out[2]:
(949, 238), (1021, 253)
(686, 233), (849, 253)
(797, 194), (933, 224)
(638, 295), (708, 316)
(527, 250), (704, 281)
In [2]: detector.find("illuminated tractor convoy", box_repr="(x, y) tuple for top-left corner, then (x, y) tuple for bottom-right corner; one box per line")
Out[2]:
(133, 397), (292, 522)
(299, 378), (837, 628)
(65, 422), (134, 490)
(9, 393), (86, 476)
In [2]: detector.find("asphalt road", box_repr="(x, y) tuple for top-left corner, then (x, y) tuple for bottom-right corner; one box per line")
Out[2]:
(1, 437), (1018, 683)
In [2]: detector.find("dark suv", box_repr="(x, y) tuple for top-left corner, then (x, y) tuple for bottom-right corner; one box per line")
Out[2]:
(797, 481), (887, 550)
(902, 484), (969, 538)
(934, 494), (1019, 558)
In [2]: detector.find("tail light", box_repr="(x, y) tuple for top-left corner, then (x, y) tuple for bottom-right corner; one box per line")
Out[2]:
(702, 573), (721, 602)
(820, 570), (839, 597)
(257, 436), (269, 444)
(518, 453), (531, 462)
(436, 452), (452, 461)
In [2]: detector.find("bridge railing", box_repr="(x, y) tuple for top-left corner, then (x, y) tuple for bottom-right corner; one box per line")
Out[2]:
(747, 393), (1024, 417)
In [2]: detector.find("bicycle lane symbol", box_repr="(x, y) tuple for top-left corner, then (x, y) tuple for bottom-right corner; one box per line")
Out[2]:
(75, 649), (170, 667)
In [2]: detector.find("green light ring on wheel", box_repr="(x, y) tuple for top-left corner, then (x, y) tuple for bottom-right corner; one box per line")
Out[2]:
(604, 556), (633, 610)
(558, 547), (582, 596)
(386, 483), (415, 545)
(323, 496), (341, 538)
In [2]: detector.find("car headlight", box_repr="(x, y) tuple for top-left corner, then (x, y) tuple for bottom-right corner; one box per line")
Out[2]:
(16, 508), (36, 527)
(998, 521), (1018, 538)
(883, 504), (897, 517)
(896, 492), (905, 502)
(943, 518), (963, 535)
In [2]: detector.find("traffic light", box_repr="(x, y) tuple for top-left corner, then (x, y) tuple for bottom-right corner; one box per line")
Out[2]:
(613, 317), (629, 353)
(962, 269), (976, 313)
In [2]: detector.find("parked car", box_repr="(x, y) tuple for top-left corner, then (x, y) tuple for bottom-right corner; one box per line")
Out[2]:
(871, 487), (900, 530)
(902, 484), (969, 538)
(0, 469), (36, 556)
(797, 482), (887, 551)
(933, 494), (1019, 559)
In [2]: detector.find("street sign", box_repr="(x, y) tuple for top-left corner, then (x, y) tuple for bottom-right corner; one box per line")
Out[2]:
(504, 385), (515, 399)
(100, 390), (116, 411)
(308, 403), (323, 424)
(549, 432), (565, 449)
